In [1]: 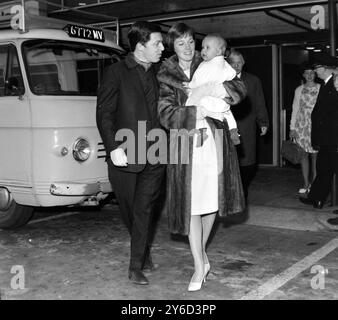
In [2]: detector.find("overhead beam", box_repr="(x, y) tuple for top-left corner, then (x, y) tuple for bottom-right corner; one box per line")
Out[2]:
(227, 29), (330, 47)
(48, 0), (328, 25)
(264, 10), (314, 32)
(279, 8), (312, 24)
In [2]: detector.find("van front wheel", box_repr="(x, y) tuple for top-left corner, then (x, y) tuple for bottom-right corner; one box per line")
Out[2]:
(0, 188), (33, 229)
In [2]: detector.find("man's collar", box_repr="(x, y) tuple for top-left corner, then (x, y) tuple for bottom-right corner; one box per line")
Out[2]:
(125, 52), (152, 71)
(324, 74), (333, 84)
(125, 52), (138, 69)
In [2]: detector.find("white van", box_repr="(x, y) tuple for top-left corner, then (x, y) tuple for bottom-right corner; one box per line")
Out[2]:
(0, 4), (124, 228)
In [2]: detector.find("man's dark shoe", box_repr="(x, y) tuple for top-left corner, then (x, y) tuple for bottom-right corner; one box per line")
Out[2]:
(128, 270), (149, 285)
(299, 197), (323, 209)
(332, 209), (338, 215)
(313, 200), (324, 209)
(327, 217), (338, 225)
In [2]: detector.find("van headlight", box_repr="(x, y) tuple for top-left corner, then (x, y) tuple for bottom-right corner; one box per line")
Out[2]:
(73, 138), (91, 162)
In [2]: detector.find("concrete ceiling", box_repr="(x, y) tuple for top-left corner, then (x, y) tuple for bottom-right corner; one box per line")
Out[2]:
(29, 0), (338, 49)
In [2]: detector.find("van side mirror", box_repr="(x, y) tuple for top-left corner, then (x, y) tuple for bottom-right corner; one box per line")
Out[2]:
(5, 77), (23, 99)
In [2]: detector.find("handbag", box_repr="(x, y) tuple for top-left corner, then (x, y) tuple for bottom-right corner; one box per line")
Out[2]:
(281, 139), (307, 164)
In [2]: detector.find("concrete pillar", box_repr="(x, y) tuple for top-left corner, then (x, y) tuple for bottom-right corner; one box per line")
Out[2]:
(328, 0), (337, 55)
(328, 0), (337, 206)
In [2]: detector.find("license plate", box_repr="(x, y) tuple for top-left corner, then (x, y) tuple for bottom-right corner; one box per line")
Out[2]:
(66, 24), (105, 42)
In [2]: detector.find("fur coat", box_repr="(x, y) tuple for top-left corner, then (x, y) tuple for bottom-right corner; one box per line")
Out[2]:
(157, 52), (247, 235)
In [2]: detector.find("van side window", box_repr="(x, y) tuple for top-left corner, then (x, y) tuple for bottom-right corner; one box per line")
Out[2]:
(0, 44), (24, 97)
(22, 40), (122, 96)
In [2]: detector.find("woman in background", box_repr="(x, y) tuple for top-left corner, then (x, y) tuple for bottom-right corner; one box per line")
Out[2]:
(289, 63), (320, 194)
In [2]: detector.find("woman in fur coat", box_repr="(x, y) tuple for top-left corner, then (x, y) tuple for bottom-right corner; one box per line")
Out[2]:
(157, 23), (246, 291)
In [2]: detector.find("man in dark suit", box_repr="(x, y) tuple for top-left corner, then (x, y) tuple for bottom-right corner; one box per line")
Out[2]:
(96, 21), (165, 285)
(227, 50), (269, 199)
(327, 73), (338, 225)
(299, 54), (338, 212)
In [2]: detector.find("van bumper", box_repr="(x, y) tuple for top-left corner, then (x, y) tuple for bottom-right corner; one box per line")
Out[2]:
(50, 181), (112, 196)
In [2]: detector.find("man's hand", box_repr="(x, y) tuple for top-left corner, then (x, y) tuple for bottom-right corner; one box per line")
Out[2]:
(110, 148), (128, 167)
(260, 126), (268, 136)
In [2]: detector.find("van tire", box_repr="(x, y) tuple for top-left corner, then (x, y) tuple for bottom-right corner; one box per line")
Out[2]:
(0, 200), (33, 229)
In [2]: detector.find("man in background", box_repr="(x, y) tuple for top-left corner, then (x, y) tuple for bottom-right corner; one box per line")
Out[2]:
(299, 54), (338, 217)
(227, 50), (269, 200)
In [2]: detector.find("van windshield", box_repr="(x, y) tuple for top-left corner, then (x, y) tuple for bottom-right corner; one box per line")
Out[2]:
(22, 40), (123, 96)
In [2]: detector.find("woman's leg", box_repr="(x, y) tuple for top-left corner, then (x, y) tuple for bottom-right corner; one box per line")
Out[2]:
(300, 154), (310, 188)
(201, 212), (217, 263)
(188, 216), (205, 282)
(311, 153), (318, 183)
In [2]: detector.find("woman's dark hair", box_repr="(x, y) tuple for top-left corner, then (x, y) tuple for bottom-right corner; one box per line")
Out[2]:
(166, 22), (195, 51)
(128, 21), (162, 52)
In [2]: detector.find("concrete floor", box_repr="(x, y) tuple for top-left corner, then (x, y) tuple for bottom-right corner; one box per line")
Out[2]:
(0, 167), (337, 300)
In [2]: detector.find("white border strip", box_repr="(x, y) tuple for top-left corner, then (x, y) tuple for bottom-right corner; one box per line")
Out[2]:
(240, 236), (338, 300)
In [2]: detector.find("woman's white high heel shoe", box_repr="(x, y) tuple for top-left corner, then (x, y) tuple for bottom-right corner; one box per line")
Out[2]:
(188, 278), (205, 292)
(298, 184), (311, 194)
(188, 274), (205, 292)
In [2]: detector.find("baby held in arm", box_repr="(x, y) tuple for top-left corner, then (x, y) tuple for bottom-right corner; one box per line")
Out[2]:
(184, 33), (240, 145)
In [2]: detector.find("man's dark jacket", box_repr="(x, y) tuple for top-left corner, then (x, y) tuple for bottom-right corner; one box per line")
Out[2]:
(311, 76), (338, 148)
(96, 53), (161, 172)
(230, 71), (269, 166)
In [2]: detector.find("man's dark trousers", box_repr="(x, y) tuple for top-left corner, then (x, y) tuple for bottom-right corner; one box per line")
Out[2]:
(239, 164), (256, 199)
(108, 162), (165, 271)
(308, 148), (338, 202)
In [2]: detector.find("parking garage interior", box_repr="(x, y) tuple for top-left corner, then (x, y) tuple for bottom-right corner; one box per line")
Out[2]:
(1, 0), (336, 166)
